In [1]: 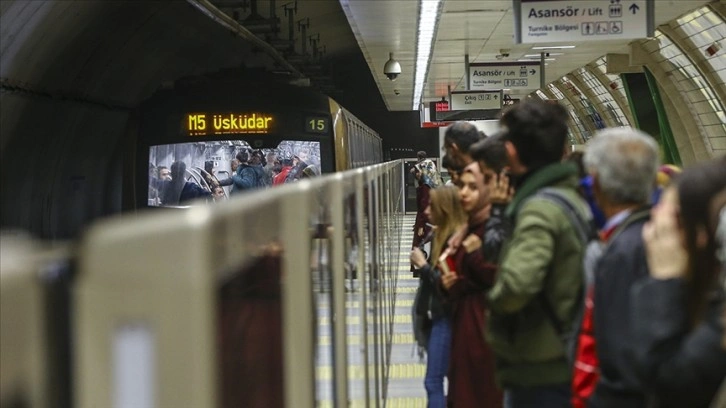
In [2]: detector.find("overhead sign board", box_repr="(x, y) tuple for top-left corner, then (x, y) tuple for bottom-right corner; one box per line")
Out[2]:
(514, 0), (654, 44)
(469, 61), (541, 91)
(450, 90), (503, 110)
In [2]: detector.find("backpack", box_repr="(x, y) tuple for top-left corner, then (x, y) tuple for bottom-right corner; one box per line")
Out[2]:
(417, 159), (443, 188)
(531, 188), (599, 363)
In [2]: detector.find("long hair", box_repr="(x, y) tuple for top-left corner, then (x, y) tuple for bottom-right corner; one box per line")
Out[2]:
(429, 185), (468, 265)
(676, 157), (726, 327)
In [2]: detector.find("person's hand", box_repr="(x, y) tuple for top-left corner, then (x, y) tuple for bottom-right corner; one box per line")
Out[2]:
(441, 268), (457, 290)
(417, 227), (424, 237)
(462, 234), (482, 253)
(489, 171), (514, 205)
(642, 190), (687, 279)
(410, 247), (428, 269)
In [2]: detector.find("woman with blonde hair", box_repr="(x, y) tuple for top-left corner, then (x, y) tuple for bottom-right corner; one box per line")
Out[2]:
(411, 184), (468, 407)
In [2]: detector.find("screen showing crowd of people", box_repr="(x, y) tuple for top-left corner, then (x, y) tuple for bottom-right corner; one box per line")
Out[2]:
(147, 140), (321, 206)
(410, 99), (726, 408)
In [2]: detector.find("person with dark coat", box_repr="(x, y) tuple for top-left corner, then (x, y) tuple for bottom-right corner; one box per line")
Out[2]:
(579, 127), (660, 408)
(232, 152), (267, 193)
(160, 161), (211, 205)
(631, 157), (726, 408)
(411, 166), (435, 274)
(440, 162), (504, 408)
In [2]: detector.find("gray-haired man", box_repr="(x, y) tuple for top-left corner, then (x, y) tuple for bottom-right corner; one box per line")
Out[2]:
(578, 127), (660, 408)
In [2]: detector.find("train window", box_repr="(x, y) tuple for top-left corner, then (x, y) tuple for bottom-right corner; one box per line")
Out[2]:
(147, 140), (321, 207)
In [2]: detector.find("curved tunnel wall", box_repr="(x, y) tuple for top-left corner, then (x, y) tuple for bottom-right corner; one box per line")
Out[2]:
(0, 0), (277, 239)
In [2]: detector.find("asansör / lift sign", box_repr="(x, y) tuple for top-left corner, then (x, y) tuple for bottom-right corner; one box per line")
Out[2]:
(513, 0), (654, 44)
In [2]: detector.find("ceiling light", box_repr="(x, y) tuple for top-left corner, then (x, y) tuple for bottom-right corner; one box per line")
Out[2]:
(532, 45), (576, 50)
(413, 0), (443, 110)
(524, 53), (563, 57)
(518, 58), (555, 62)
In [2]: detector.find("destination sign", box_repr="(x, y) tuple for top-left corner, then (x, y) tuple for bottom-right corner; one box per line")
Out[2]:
(514, 0), (654, 44)
(469, 61), (541, 91)
(450, 90), (502, 110)
(185, 113), (274, 136)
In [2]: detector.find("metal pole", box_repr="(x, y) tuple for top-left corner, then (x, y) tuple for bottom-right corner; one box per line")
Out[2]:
(540, 52), (546, 90)
(465, 54), (470, 90)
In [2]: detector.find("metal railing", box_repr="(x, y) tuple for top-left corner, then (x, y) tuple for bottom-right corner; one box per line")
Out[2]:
(1, 160), (406, 408)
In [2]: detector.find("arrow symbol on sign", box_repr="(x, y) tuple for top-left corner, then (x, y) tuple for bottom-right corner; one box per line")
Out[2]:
(629, 3), (639, 14)
(529, 69), (536, 75)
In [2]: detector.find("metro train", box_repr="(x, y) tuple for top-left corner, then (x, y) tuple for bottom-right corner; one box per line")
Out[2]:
(131, 71), (383, 209)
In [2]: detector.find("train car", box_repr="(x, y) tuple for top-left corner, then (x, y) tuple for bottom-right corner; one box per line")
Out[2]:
(131, 71), (382, 209)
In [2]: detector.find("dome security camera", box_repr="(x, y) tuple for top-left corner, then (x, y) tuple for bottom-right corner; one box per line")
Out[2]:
(384, 52), (401, 81)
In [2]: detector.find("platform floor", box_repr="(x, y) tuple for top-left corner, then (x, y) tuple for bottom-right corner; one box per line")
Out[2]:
(317, 214), (428, 407)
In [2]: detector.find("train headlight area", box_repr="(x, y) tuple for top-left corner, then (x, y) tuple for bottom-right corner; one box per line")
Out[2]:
(1, 162), (408, 408)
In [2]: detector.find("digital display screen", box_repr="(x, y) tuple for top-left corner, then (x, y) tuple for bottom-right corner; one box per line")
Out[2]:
(147, 140), (321, 207)
(185, 113), (274, 136)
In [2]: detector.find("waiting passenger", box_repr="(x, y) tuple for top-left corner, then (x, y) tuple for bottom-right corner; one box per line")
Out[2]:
(568, 151), (607, 231)
(486, 99), (590, 407)
(410, 185), (467, 408)
(470, 132), (509, 176)
(411, 166), (435, 275)
(158, 166), (171, 181)
(575, 128), (660, 408)
(469, 132), (514, 260)
(264, 152), (277, 182)
(442, 121), (482, 170)
(441, 154), (462, 186)
(285, 154), (308, 183)
(231, 151), (267, 193)
(203, 160), (233, 190)
(441, 162), (503, 407)
(273, 157), (293, 185)
(631, 157), (726, 408)
(212, 186), (226, 203)
(160, 161), (211, 205)
(300, 164), (318, 179)
(416, 150), (444, 187)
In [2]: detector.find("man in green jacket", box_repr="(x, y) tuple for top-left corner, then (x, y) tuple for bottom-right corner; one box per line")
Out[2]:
(486, 99), (591, 407)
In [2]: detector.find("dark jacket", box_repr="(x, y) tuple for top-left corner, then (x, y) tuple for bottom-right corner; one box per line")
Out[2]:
(232, 164), (266, 193)
(590, 207), (651, 408)
(415, 262), (448, 321)
(160, 180), (210, 205)
(487, 162), (590, 387)
(631, 279), (726, 408)
(412, 177), (434, 248)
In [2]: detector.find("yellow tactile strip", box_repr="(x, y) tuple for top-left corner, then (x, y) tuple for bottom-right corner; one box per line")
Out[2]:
(318, 397), (427, 408)
(316, 363), (425, 380)
(318, 314), (411, 326)
(317, 332), (415, 346)
(317, 299), (414, 309)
